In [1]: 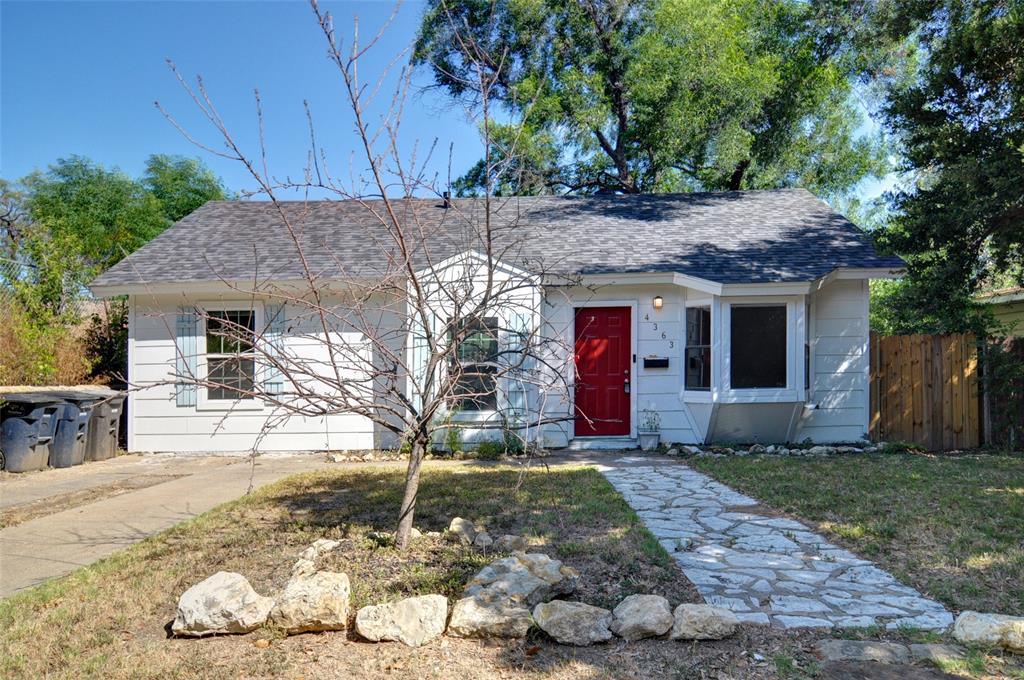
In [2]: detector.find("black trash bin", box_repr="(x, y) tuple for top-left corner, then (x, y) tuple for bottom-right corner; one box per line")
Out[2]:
(85, 391), (126, 462)
(0, 392), (63, 472)
(49, 392), (103, 468)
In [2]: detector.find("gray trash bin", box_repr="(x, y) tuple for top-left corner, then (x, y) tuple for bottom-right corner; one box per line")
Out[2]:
(85, 392), (126, 462)
(50, 392), (102, 468)
(1, 393), (63, 472)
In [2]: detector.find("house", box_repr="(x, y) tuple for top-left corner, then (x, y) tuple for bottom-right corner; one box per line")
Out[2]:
(976, 286), (1024, 337)
(89, 189), (903, 453)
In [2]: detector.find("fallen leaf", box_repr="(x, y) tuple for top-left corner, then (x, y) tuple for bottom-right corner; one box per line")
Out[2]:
(525, 646), (541, 657)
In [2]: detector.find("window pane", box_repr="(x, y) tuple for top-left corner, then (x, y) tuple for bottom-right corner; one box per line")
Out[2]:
(730, 305), (786, 389)
(207, 357), (255, 400)
(453, 364), (498, 411)
(451, 316), (499, 411)
(457, 317), (498, 363)
(686, 307), (710, 346)
(207, 310), (255, 355)
(685, 346), (711, 390)
(685, 306), (711, 390)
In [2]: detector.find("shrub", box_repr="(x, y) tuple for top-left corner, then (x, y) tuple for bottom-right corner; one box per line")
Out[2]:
(0, 300), (90, 385)
(474, 440), (505, 460)
(503, 427), (525, 456)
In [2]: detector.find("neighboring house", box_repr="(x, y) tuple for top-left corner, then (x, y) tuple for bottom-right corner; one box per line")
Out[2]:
(976, 286), (1024, 337)
(89, 189), (903, 453)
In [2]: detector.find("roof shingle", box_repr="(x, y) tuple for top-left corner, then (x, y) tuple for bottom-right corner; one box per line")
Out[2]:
(90, 188), (903, 289)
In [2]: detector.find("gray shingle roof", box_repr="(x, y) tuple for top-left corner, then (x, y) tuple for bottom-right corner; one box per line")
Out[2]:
(90, 188), (903, 290)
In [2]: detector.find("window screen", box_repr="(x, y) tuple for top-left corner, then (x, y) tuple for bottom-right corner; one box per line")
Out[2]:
(685, 306), (711, 390)
(730, 305), (786, 389)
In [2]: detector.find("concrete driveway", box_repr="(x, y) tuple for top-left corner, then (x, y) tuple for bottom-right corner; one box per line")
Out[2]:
(0, 453), (330, 598)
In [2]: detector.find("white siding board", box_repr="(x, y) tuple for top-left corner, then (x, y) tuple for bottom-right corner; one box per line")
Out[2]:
(128, 293), (378, 453)
(796, 279), (870, 442)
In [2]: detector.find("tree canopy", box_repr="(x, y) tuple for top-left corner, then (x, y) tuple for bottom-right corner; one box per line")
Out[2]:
(2, 154), (227, 313)
(415, 0), (888, 198)
(871, 0), (1024, 333)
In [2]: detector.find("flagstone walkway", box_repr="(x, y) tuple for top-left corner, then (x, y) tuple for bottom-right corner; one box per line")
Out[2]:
(601, 459), (953, 630)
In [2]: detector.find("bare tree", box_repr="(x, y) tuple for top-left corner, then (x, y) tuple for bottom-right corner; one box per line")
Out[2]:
(150, 0), (585, 549)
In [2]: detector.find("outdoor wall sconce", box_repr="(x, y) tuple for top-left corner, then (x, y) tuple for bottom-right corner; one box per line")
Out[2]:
(652, 295), (664, 310)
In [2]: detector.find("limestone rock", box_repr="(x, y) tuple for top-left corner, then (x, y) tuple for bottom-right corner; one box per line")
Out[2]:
(493, 534), (528, 552)
(533, 601), (613, 646)
(448, 517), (477, 545)
(670, 604), (739, 640)
(172, 571), (274, 637)
(355, 594), (448, 647)
(814, 639), (911, 664)
(291, 558), (317, 578)
(610, 594), (673, 641)
(953, 611), (1024, 653)
(270, 570), (350, 634)
(465, 552), (579, 607)
(300, 538), (341, 561)
(474, 531), (494, 549)
(446, 596), (533, 638)
(909, 643), (966, 664)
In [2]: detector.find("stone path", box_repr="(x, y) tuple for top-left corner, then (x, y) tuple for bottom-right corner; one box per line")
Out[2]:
(601, 459), (953, 630)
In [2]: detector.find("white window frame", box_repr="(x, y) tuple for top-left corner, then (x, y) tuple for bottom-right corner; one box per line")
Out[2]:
(682, 300), (714, 402)
(449, 314), (501, 415)
(196, 300), (265, 411)
(719, 295), (806, 403)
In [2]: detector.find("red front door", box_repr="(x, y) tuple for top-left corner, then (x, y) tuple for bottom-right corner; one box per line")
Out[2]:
(574, 306), (631, 436)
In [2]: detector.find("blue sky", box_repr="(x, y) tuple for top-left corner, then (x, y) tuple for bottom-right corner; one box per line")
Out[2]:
(2, 0), (894, 201)
(1, 0), (479, 197)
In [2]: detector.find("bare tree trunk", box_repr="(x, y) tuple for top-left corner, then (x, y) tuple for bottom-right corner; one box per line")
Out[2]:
(396, 434), (428, 549)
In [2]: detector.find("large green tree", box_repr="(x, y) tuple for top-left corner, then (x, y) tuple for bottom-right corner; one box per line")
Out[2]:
(6, 155), (227, 311)
(143, 154), (229, 222)
(415, 0), (887, 197)
(873, 0), (1024, 332)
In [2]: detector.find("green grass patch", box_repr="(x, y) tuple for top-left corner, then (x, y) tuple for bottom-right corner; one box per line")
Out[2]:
(690, 452), (1024, 616)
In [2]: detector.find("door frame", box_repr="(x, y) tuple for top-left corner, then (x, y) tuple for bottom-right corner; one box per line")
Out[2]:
(570, 300), (638, 439)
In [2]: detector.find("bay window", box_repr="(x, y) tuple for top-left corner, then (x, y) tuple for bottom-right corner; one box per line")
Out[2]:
(730, 304), (787, 389)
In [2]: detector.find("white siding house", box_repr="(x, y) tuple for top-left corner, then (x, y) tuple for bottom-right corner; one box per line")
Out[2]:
(91, 190), (902, 453)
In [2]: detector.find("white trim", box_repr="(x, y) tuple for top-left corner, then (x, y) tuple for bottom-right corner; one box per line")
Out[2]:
(860, 279), (871, 435)
(720, 282), (811, 296)
(420, 249), (538, 282)
(720, 296), (804, 402)
(126, 295), (136, 452)
(195, 300), (266, 412)
(570, 299), (638, 440)
(681, 298), (714, 400)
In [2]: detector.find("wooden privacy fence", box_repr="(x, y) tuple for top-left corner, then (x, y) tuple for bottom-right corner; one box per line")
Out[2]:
(869, 333), (980, 450)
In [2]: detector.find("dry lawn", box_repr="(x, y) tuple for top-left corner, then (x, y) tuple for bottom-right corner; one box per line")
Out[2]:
(2, 460), (1019, 679)
(2, 463), (823, 680)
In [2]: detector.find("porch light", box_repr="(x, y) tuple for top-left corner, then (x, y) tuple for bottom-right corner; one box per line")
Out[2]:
(652, 295), (664, 310)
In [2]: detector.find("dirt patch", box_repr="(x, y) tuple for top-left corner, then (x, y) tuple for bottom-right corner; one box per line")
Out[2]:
(0, 473), (187, 527)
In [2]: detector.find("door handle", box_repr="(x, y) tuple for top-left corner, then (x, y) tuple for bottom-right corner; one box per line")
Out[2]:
(624, 377), (630, 394)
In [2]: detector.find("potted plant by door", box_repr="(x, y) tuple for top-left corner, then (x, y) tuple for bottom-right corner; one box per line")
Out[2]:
(638, 409), (661, 451)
